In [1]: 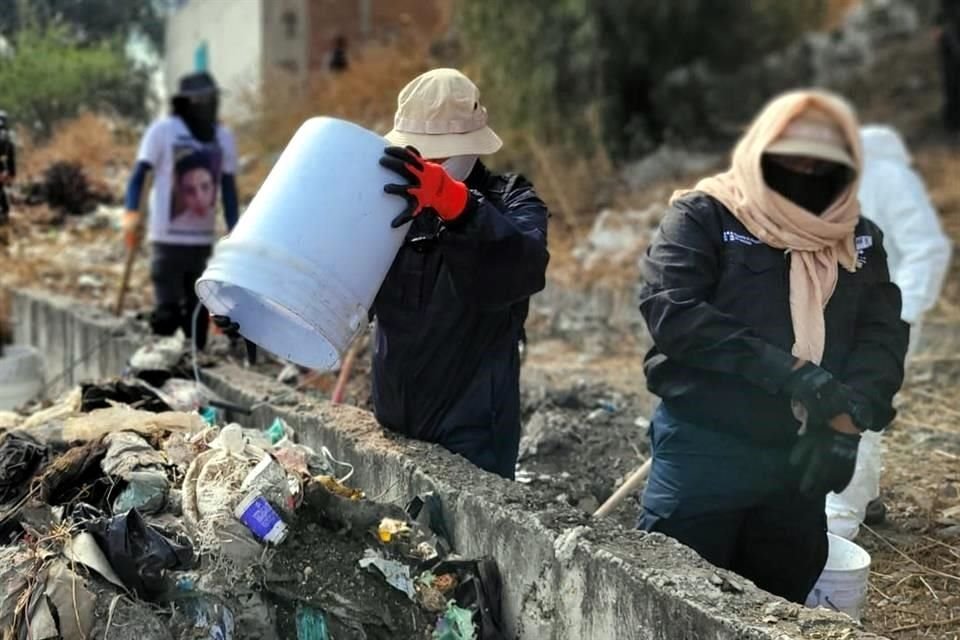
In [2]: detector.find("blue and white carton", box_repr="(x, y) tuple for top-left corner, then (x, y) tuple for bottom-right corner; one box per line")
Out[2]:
(234, 490), (289, 545)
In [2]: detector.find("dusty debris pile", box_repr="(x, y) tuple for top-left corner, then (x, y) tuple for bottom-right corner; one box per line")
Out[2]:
(0, 366), (505, 640)
(516, 381), (651, 527)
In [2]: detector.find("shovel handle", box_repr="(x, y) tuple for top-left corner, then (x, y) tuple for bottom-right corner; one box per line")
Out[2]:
(331, 345), (358, 404)
(592, 458), (652, 519)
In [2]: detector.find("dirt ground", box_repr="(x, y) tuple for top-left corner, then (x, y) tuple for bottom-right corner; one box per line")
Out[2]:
(266, 518), (434, 639)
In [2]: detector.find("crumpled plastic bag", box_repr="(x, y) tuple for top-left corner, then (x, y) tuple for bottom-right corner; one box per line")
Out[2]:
(0, 432), (47, 505)
(101, 431), (167, 477)
(433, 602), (476, 640)
(29, 560), (97, 640)
(128, 334), (186, 373)
(113, 469), (170, 514)
(427, 559), (505, 640)
(359, 549), (416, 600)
(21, 406), (204, 448)
(80, 380), (171, 414)
(87, 509), (194, 600)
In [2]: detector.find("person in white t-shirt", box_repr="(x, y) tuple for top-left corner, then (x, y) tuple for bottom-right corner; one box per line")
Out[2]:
(122, 71), (239, 349)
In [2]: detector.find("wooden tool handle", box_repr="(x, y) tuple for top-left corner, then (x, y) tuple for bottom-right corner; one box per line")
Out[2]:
(331, 345), (358, 404)
(592, 458), (652, 519)
(113, 243), (139, 317)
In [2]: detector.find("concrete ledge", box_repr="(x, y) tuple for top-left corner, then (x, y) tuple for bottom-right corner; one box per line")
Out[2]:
(9, 288), (885, 640)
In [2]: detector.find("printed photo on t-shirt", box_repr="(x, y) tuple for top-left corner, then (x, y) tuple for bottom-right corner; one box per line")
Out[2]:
(170, 145), (222, 236)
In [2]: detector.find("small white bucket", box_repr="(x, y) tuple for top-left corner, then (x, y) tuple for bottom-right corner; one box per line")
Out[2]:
(0, 346), (44, 410)
(196, 117), (407, 370)
(805, 532), (871, 621)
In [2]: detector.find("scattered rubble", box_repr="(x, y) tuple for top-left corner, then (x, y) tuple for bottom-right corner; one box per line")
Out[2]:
(517, 381), (651, 527)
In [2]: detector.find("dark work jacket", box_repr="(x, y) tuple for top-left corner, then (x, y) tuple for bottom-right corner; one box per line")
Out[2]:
(639, 193), (908, 446)
(370, 162), (549, 476)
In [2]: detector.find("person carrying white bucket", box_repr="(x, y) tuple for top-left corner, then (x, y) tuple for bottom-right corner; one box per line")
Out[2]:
(372, 69), (550, 478)
(213, 69), (550, 479)
(825, 125), (953, 540)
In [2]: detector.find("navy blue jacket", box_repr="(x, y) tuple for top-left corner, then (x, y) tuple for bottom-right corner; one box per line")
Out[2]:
(640, 193), (908, 446)
(370, 162), (549, 478)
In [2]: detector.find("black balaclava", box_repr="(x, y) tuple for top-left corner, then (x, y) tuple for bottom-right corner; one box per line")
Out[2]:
(172, 93), (219, 143)
(761, 155), (853, 215)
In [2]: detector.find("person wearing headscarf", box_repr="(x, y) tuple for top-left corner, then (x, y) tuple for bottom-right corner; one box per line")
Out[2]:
(825, 125), (953, 539)
(371, 69), (549, 479)
(122, 72), (239, 352)
(636, 90), (908, 602)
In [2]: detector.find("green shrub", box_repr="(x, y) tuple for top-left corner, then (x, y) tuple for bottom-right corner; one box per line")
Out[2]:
(0, 27), (150, 136)
(460, 0), (827, 159)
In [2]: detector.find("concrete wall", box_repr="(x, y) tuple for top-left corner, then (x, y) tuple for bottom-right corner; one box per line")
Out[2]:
(164, 0), (264, 118)
(10, 288), (885, 640)
(261, 0), (309, 101)
(11, 290), (143, 396)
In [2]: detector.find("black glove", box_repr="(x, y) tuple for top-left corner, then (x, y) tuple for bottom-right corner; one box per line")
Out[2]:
(783, 362), (854, 426)
(211, 315), (241, 340)
(848, 389), (880, 432)
(244, 339), (258, 366)
(789, 425), (861, 496)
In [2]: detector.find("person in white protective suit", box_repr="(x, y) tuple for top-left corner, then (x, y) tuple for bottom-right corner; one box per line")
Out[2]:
(826, 125), (953, 539)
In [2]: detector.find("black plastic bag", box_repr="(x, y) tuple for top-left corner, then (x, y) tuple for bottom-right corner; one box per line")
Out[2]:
(86, 509), (194, 599)
(0, 433), (47, 504)
(80, 381), (171, 413)
(429, 558), (505, 640)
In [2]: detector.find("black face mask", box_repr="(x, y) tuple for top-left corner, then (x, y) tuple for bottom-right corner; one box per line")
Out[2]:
(172, 95), (219, 143)
(761, 156), (852, 215)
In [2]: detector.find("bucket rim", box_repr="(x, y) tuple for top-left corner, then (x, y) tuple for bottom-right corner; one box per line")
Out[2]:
(824, 532), (871, 572)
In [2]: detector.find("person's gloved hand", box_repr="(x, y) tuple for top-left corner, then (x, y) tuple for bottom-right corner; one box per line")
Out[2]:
(211, 315), (241, 340)
(122, 210), (142, 251)
(783, 362), (854, 426)
(790, 424), (861, 496)
(379, 146), (471, 228)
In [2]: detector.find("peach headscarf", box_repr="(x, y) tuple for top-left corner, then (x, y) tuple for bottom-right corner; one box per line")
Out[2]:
(672, 90), (863, 364)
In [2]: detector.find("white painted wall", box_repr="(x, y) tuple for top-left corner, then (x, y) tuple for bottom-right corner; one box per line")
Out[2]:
(164, 0), (264, 120)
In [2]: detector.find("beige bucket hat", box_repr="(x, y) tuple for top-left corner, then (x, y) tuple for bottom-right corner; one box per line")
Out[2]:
(766, 108), (857, 170)
(385, 68), (503, 159)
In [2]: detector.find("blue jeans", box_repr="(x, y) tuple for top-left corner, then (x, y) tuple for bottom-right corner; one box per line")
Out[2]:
(638, 404), (827, 603)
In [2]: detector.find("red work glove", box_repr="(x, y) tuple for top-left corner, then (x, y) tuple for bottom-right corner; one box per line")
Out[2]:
(380, 146), (470, 228)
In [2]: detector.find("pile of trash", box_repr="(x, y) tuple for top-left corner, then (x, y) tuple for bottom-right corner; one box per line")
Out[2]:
(0, 353), (506, 639)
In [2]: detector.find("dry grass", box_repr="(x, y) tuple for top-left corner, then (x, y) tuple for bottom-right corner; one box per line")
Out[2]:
(17, 112), (136, 184)
(235, 38), (434, 200)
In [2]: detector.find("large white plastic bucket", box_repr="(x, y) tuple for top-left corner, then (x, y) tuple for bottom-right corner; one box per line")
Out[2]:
(805, 533), (871, 621)
(196, 117), (407, 370)
(0, 346), (44, 410)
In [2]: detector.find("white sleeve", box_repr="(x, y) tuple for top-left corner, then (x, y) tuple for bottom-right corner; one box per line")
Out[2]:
(219, 128), (238, 175)
(880, 166), (953, 324)
(136, 120), (167, 167)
